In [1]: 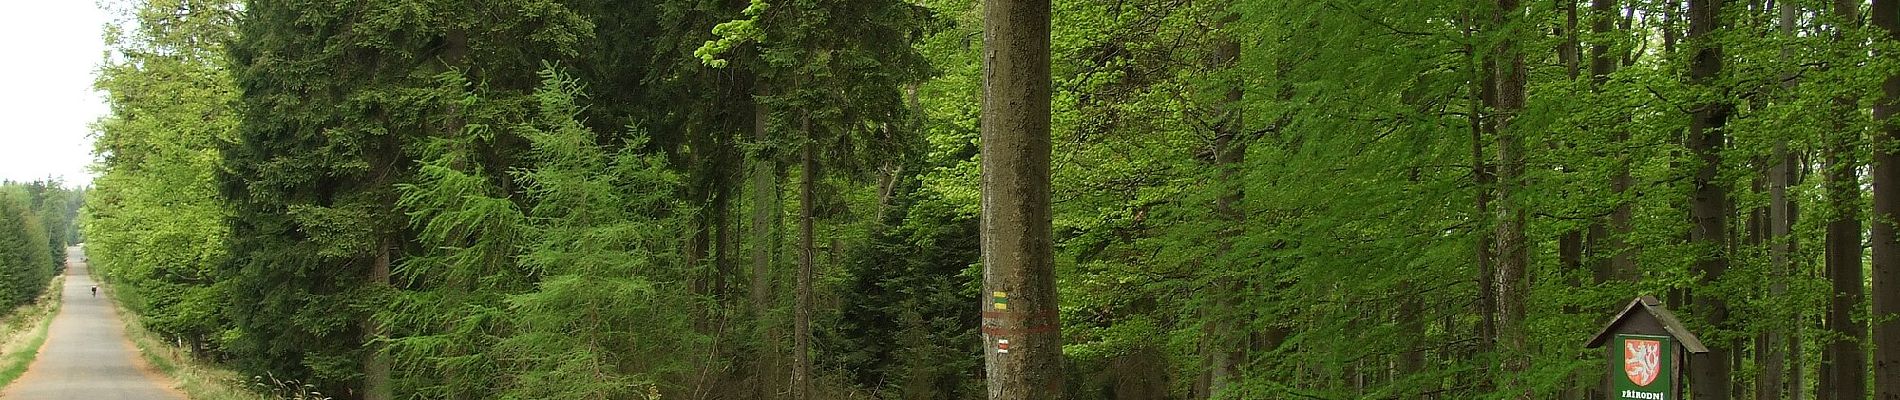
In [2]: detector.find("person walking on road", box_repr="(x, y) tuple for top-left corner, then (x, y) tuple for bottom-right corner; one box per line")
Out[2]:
(91, 285), (97, 297)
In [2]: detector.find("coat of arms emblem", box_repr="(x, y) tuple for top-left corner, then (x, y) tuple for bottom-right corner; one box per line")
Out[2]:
(1624, 338), (1661, 386)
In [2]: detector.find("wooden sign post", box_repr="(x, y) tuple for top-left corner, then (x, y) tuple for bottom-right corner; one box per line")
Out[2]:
(1585, 296), (1708, 400)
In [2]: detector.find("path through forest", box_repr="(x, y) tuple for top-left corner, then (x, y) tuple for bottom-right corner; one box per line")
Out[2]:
(1, 247), (182, 399)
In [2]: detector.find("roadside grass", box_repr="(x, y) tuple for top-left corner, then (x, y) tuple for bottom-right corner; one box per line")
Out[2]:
(0, 277), (67, 388)
(115, 304), (270, 400)
(99, 283), (327, 400)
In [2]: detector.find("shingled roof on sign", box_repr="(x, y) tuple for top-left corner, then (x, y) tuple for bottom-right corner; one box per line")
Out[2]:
(1584, 295), (1709, 354)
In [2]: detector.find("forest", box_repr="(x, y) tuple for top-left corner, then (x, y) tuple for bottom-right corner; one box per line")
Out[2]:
(74, 0), (1900, 399)
(0, 180), (77, 313)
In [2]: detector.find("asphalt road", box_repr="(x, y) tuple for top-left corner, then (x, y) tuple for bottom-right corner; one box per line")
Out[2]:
(1, 247), (182, 399)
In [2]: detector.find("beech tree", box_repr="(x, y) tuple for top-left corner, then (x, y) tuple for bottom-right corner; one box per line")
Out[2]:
(1872, 1), (1899, 398)
(1685, 0), (1734, 398)
(979, 0), (1063, 396)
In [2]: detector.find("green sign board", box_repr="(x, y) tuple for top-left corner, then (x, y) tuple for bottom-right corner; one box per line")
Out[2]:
(1611, 334), (1674, 400)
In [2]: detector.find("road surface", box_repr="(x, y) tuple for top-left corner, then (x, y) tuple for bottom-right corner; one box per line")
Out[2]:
(1, 247), (183, 399)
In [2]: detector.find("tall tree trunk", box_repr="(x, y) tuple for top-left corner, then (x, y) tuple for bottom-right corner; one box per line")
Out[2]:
(1870, 1), (1900, 399)
(980, 0), (1063, 397)
(749, 85), (779, 400)
(1585, 3), (1624, 398)
(750, 89), (774, 320)
(1827, 128), (1867, 400)
(690, 167), (713, 298)
(1558, 0), (1581, 79)
(1664, 1), (1681, 56)
(365, 240), (392, 400)
(1200, 8), (1246, 399)
(1492, 0), (1531, 397)
(1759, 3), (1799, 399)
(1396, 285), (1425, 378)
(1686, 0), (1733, 398)
(1470, 16), (1497, 390)
(1555, 2), (1589, 396)
(794, 114), (816, 400)
(713, 173), (736, 307)
(1606, 10), (1639, 284)
(1746, 162), (1766, 400)
(1589, 0), (1636, 284)
(1664, 0), (1691, 313)
(1759, 142), (1793, 400)
(1828, 1), (1869, 399)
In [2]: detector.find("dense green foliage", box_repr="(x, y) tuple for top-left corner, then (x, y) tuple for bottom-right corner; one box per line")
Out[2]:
(0, 180), (75, 311)
(0, 188), (52, 308)
(77, 0), (1900, 399)
(85, 0), (237, 360)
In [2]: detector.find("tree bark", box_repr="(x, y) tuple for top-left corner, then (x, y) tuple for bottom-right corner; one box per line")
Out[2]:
(1585, 3), (1622, 397)
(1470, 20), (1498, 390)
(749, 85), (779, 400)
(1558, 0), (1581, 79)
(1664, 1), (1681, 56)
(1686, 0), (1733, 399)
(1827, 130), (1866, 400)
(708, 174), (737, 316)
(365, 239), (392, 400)
(1828, 1), (1869, 399)
(1662, 0), (1690, 313)
(690, 185), (712, 298)
(1758, 4), (1799, 399)
(794, 115), (816, 400)
(1555, 3), (1586, 398)
(980, 0), (1063, 397)
(1759, 147), (1793, 400)
(717, 176), (737, 303)
(750, 87), (774, 324)
(1492, 0), (1531, 397)
(1870, 1), (1900, 398)
(1592, 0), (1637, 283)
(1200, 8), (1246, 399)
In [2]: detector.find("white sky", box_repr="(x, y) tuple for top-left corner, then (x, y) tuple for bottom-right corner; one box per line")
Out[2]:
(0, 1), (109, 186)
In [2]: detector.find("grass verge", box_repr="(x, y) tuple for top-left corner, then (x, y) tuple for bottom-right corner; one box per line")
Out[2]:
(0, 277), (66, 388)
(102, 285), (276, 400)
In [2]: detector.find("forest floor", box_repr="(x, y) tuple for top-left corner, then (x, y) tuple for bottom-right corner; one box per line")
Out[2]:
(0, 247), (184, 399)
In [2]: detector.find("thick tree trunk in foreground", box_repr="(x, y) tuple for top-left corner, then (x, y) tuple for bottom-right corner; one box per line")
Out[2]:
(1685, 0), (1733, 398)
(1871, 1), (1900, 398)
(1827, 2), (1868, 399)
(980, 0), (1063, 397)
(1826, 131), (1866, 400)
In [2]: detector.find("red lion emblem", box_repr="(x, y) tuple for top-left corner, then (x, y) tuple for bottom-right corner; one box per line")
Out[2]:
(1624, 339), (1661, 386)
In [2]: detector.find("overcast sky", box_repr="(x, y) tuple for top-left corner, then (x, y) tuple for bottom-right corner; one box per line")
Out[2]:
(0, 1), (109, 186)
